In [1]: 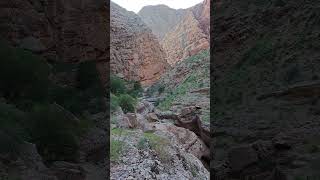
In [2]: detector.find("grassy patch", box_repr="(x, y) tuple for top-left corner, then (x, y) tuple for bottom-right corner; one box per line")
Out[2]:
(143, 132), (170, 163)
(137, 137), (149, 150)
(158, 73), (199, 110)
(110, 139), (125, 162)
(111, 128), (133, 136)
(190, 164), (199, 177)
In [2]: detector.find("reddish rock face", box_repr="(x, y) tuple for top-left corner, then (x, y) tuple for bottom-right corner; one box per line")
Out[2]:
(161, 0), (210, 65)
(110, 2), (169, 86)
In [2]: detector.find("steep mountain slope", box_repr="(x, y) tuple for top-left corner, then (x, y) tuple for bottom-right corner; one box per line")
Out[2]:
(161, 0), (210, 65)
(138, 5), (187, 40)
(145, 48), (210, 169)
(212, 0), (320, 179)
(148, 49), (210, 120)
(111, 2), (169, 86)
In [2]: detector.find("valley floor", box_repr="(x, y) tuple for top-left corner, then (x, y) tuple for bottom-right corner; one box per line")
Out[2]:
(110, 94), (210, 180)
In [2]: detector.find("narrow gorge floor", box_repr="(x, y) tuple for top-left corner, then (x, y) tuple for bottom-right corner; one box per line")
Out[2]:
(110, 94), (210, 180)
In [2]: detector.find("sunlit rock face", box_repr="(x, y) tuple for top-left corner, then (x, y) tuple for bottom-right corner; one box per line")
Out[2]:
(160, 0), (210, 65)
(110, 2), (169, 86)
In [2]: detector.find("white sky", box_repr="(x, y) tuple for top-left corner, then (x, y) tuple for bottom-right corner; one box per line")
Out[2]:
(112, 0), (203, 13)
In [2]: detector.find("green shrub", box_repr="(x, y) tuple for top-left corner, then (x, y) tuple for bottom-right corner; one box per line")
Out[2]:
(137, 137), (149, 150)
(128, 81), (143, 98)
(110, 94), (119, 112)
(0, 40), (49, 105)
(77, 61), (101, 90)
(48, 84), (105, 115)
(146, 83), (165, 97)
(118, 94), (136, 113)
(28, 104), (80, 163)
(110, 75), (127, 95)
(158, 85), (165, 94)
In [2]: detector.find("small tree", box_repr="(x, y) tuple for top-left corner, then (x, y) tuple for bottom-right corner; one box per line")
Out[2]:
(118, 94), (136, 113)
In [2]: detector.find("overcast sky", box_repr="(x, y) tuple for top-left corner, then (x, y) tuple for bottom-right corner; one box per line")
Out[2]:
(112, 0), (203, 13)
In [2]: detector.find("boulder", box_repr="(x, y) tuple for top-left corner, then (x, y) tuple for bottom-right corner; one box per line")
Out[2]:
(146, 113), (159, 122)
(136, 114), (155, 133)
(117, 113), (138, 129)
(136, 100), (155, 115)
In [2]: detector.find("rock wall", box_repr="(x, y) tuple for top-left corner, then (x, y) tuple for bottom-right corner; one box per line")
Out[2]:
(138, 5), (187, 40)
(212, 0), (320, 179)
(110, 2), (169, 86)
(0, 0), (109, 86)
(161, 0), (210, 65)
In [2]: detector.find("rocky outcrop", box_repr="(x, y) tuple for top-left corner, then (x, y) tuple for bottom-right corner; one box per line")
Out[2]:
(192, 0), (210, 36)
(138, 5), (187, 40)
(110, 128), (209, 180)
(0, 0), (109, 86)
(161, 0), (210, 65)
(111, 99), (210, 179)
(110, 2), (169, 86)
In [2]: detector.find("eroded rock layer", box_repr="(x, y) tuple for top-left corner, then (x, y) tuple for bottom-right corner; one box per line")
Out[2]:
(138, 5), (187, 40)
(110, 2), (169, 86)
(161, 0), (210, 65)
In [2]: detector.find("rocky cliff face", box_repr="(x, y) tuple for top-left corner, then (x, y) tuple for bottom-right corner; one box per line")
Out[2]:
(111, 2), (169, 86)
(138, 5), (187, 40)
(161, 0), (210, 65)
(0, 0), (109, 86)
(212, 0), (320, 179)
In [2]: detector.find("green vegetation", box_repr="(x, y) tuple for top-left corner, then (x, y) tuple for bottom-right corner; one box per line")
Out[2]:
(110, 139), (125, 162)
(158, 73), (199, 110)
(110, 75), (142, 113)
(190, 164), (199, 177)
(137, 137), (149, 150)
(28, 104), (81, 162)
(110, 93), (120, 112)
(142, 132), (170, 163)
(49, 61), (106, 115)
(146, 83), (165, 97)
(117, 94), (137, 113)
(0, 39), (105, 163)
(110, 128), (130, 162)
(110, 75), (127, 95)
(111, 128), (133, 136)
(0, 40), (49, 107)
